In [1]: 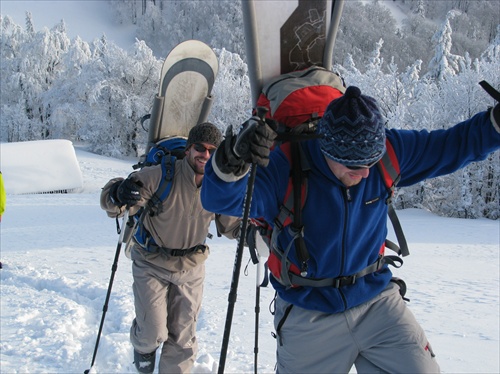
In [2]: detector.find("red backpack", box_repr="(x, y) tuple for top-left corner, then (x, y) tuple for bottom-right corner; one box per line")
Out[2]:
(249, 67), (409, 288)
(256, 65), (345, 138)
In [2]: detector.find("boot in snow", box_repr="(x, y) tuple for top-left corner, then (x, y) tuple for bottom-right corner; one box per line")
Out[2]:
(134, 349), (156, 374)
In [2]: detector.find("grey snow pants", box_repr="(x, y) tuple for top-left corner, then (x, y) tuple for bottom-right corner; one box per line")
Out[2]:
(274, 282), (440, 374)
(130, 257), (205, 374)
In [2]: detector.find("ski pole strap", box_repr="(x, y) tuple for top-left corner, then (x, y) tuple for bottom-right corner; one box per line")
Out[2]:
(275, 253), (403, 288)
(246, 225), (260, 265)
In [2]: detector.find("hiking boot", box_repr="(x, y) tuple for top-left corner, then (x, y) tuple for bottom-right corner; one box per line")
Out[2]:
(133, 349), (156, 374)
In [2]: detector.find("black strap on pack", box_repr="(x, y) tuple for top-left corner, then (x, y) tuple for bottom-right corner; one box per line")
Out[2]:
(290, 141), (310, 276)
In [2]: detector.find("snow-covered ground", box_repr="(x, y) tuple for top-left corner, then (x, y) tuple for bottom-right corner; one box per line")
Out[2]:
(1, 2), (499, 373)
(0, 142), (499, 373)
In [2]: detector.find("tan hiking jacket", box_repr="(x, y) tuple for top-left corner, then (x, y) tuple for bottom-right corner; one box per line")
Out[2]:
(100, 157), (241, 271)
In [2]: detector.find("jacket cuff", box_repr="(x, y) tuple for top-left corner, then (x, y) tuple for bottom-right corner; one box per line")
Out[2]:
(211, 148), (249, 183)
(490, 105), (500, 133)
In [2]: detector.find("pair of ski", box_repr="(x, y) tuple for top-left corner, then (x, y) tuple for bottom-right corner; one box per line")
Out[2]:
(85, 1), (344, 372)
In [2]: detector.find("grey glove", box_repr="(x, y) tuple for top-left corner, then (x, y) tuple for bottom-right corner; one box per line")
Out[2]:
(233, 116), (277, 166)
(110, 178), (143, 207)
(214, 114), (277, 176)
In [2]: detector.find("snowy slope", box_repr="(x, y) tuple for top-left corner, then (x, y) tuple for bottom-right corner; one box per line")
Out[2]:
(0, 0), (136, 49)
(0, 143), (498, 373)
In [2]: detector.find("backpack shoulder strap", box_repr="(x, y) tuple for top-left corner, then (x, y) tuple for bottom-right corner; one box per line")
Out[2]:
(149, 153), (176, 210)
(377, 140), (410, 257)
(133, 154), (177, 249)
(274, 142), (311, 275)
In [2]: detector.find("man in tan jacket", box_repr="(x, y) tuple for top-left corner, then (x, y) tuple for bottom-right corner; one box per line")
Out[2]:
(101, 122), (240, 374)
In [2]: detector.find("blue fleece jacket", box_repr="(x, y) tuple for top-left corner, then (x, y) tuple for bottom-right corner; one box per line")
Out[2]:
(201, 111), (500, 313)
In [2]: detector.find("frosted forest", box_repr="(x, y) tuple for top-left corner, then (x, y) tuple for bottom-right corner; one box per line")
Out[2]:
(0, 0), (499, 220)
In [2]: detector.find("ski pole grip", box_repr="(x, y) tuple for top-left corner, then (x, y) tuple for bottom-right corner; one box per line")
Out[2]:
(233, 107), (269, 159)
(256, 106), (268, 122)
(233, 119), (258, 159)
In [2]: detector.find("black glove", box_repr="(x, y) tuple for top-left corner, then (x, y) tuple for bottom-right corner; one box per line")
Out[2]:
(110, 178), (143, 207)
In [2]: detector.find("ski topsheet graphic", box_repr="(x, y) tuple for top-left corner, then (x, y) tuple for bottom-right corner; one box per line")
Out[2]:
(146, 40), (219, 146)
(242, 0), (344, 106)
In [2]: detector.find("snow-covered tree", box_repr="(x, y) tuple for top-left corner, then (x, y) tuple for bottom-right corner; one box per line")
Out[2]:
(426, 10), (464, 81)
(81, 38), (161, 157)
(0, 10), (498, 219)
(415, 0), (426, 17)
(210, 48), (251, 130)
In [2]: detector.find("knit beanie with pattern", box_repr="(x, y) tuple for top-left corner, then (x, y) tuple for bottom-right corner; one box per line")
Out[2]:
(318, 86), (386, 166)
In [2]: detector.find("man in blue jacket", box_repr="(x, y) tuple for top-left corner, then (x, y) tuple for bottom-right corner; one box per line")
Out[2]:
(201, 86), (500, 373)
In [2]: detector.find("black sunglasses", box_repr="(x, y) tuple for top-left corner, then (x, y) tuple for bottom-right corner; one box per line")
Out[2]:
(193, 143), (216, 155)
(344, 160), (379, 170)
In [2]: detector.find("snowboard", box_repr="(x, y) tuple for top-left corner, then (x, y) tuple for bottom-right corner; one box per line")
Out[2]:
(242, 0), (344, 106)
(146, 39), (219, 149)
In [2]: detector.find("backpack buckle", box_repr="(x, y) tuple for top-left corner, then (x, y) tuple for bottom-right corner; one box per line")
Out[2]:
(333, 275), (356, 288)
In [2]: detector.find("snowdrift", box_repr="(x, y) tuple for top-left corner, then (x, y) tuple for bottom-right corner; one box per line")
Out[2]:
(1, 139), (83, 194)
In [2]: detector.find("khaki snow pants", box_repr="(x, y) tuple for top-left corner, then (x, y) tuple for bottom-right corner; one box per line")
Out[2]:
(130, 257), (205, 374)
(274, 282), (440, 374)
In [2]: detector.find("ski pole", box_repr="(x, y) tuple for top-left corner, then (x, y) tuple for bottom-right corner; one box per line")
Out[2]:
(254, 259), (269, 374)
(218, 109), (268, 374)
(253, 278), (261, 374)
(218, 164), (257, 374)
(84, 209), (130, 374)
(247, 225), (269, 374)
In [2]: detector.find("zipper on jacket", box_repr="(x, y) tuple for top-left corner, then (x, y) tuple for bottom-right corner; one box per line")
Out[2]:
(339, 187), (351, 308)
(345, 188), (352, 202)
(189, 189), (200, 217)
